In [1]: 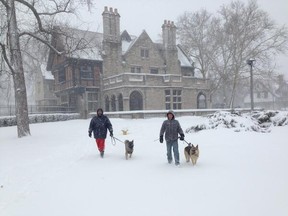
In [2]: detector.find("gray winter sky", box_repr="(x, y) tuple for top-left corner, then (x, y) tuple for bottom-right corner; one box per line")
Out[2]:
(75, 0), (288, 77)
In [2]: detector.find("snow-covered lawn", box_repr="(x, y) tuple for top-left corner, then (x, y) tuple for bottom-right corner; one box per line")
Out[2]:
(1, 114), (288, 216)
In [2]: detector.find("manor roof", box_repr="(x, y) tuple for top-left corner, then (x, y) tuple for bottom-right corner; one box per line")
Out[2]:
(47, 27), (193, 70)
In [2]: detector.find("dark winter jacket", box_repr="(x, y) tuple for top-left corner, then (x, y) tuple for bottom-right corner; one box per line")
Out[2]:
(88, 112), (113, 139)
(159, 110), (184, 142)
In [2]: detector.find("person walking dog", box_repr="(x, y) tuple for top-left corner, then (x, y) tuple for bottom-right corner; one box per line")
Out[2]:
(88, 108), (113, 158)
(159, 110), (185, 166)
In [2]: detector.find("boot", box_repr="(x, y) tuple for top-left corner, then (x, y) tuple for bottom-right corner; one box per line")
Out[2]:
(100, 151), (104, 158)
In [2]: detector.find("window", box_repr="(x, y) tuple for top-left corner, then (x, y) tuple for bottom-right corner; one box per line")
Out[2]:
(60, 95), (68, 104)
(58, 68), (66, 83)
(150, 68), (159, 74)
(165, 89), (182, 110)
(80, 65), (93, 79)
(87, 92), (98, 112)
(111, 95), (116, 111)
(129, 91), (143, 110)
(105, 96), (110, 112)
(118, 94), (123, 111)
(197, 93), (207, 109)
(140, 48), (149, 58)
(131, 67), (141, 73)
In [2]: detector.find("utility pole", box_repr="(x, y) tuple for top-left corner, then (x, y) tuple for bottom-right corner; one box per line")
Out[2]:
(246, 59), (255, 111)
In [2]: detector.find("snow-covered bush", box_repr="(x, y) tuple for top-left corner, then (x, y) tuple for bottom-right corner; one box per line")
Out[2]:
(252, 110), (288, 126)
(185, 110), (288, 133)
(0, 113), (80, 127)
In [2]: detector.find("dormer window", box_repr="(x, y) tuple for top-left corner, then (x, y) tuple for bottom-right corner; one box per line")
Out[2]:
(140, 48), (149, 58)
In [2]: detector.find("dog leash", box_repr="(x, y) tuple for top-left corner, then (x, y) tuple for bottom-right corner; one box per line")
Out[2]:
(178, 136), (190, 145)
(111, 137), (116, 146)
(111, 136), (124, 145)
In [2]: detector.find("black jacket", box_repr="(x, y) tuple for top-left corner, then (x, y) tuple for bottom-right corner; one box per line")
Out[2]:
(160, 110), (184, 142)
(88, 115), (113, 139)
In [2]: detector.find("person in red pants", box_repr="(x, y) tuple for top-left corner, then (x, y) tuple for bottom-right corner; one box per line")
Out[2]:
(88, 108), (113, 158)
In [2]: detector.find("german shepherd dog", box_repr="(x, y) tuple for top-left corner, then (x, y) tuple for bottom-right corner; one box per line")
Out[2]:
(124, 140), (134, 160)
(184, 143), (199, 165)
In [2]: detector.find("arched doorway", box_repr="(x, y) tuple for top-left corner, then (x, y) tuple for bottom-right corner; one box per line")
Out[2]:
(197, 92), (207, 109)
(129, 90), (143, 110)
(118, 93), (123, 111)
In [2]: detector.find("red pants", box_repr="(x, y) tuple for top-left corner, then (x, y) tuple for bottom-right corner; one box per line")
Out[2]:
(95, 139), (105, 152)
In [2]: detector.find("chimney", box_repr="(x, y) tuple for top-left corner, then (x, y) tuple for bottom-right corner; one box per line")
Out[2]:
(102, 6), (120, 42)
(162, 20), (178, 75)
(162, 20), (177, 49)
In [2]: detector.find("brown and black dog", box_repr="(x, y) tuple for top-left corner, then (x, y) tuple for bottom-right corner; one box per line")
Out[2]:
(124, 140), (134, 160)
(184, 144), (199, 165)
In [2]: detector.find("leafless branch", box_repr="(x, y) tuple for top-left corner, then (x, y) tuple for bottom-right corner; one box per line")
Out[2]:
(0, 42), (15, 75)
(0, 0), (9, 8)
(19, 31), (63, 55)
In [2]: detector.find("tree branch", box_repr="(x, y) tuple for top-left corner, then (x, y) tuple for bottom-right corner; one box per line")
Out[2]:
(15, 0), (50, 34)
(0, 0), (9, 8)
(0, 42), (15, 75)
(19, 32), (64, 55)
(38, 0), (73, 16)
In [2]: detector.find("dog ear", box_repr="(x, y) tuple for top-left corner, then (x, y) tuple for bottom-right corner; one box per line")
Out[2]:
(196, 145), (198, 149)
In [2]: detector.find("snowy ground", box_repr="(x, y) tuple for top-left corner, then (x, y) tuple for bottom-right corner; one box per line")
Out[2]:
(1, 114), (288, 216)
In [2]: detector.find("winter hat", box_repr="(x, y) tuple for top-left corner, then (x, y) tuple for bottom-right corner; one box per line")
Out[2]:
(97, 108), (103, 116)
(166, 110), (175, 119)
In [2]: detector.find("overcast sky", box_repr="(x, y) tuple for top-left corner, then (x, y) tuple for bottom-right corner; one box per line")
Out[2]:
(75, 0), (288, 77)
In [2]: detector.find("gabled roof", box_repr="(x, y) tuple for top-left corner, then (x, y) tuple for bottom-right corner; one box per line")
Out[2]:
(58, 27), (103, 60)
(47, 27), (194, 70)
(47, 27), (103, 70)
(121, 30), (138, 54)
(121, 30), (194, 68)
(122, 30), (154, 55)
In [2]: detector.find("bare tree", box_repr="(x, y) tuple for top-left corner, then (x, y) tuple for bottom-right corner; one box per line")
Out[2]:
(177, 9), (215, 80)
(0, 0), (94, 137)
(177, 0), (288, 108)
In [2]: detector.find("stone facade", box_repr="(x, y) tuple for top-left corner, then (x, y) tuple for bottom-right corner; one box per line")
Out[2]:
(101, 6), (210, 111)
(47, 7), (211, 117)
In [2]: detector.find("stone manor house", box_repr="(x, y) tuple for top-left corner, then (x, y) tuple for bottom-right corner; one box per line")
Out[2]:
(46, 7), (210, 117)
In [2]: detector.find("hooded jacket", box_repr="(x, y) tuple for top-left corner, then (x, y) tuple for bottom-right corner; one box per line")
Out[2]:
(88, 108), (113, 139)
(159, 110), (184, 142)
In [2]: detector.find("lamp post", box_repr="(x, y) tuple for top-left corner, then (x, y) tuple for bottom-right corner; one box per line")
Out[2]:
(246, 59), (255, 111)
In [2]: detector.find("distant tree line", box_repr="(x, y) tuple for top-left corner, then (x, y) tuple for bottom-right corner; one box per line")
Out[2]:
(177, 0), (288, 108)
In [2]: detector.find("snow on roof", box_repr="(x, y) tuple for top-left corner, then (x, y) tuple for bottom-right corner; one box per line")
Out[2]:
(56, 27), (194, 67)
(177, 45), (193, 67)
(121, 35), (137, 54)
(69, 49), (102, 61)
(58, 27), (103, 61)
(40, 64), (54, 80)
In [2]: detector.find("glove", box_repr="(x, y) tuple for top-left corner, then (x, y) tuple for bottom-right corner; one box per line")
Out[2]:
(88, 132), (92, 138)
(110, 131), (113, 137)
(180, 134), (185, 141)
(159, 135), (163, 143)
